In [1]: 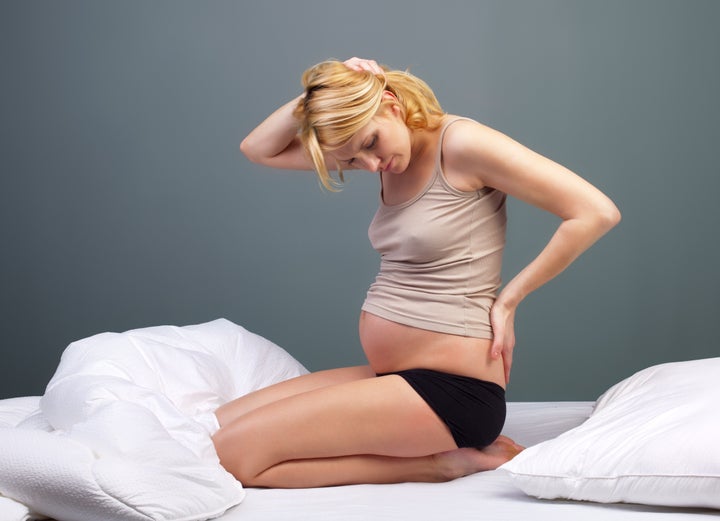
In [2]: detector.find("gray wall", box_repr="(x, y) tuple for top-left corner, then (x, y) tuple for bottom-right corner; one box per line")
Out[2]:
(1, 1), (718, 401)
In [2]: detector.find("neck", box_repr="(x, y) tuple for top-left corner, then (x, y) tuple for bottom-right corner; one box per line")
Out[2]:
(408, 122), (443, 171)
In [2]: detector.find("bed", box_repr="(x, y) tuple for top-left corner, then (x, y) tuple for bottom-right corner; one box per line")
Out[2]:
(0, 319), (717, 521)
(221, 401), (717, 521)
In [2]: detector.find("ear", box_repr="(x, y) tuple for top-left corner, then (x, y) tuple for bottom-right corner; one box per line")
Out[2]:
(380, 90), (402, 117)
(381, 90), (398, 102)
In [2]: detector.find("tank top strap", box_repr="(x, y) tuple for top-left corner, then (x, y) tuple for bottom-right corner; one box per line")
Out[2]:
(434, 117), (473, 172)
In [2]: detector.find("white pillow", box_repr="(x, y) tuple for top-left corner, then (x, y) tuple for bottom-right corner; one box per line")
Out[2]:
(0, 319), (309, 521)
(501, 357), (720, 509)
(0, 397), (40, 428)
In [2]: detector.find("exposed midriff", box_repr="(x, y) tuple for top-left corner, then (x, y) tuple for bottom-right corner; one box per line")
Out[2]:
(359, 310), (505, 388)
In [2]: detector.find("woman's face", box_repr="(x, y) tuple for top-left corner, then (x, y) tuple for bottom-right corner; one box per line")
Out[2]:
(331, 103), (411, 175)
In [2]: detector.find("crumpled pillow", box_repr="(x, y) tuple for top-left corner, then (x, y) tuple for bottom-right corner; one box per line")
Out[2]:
(0, 318), (308, 521)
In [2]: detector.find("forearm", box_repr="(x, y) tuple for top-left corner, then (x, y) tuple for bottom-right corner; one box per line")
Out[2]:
(240, 95), (304, 164)
(499, 214), (619, 308)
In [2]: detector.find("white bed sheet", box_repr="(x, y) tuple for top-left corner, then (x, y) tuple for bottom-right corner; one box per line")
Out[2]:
(218, 402), (717, 521)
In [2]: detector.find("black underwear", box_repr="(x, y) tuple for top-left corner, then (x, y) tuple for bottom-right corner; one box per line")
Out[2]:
(380, 368), (506, 449)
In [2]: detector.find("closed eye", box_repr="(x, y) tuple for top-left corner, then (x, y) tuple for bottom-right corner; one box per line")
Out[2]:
(343, 134), (377, 166)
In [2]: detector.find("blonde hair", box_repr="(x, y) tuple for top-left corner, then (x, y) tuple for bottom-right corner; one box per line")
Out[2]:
(294, 60), (445, 190)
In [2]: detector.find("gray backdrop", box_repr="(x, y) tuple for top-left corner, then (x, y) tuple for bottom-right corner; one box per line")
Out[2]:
(2, 1), (718, 401)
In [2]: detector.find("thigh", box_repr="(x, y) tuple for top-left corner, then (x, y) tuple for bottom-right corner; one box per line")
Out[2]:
(213, 374), (458, 481)
(215, 365), (376, 427)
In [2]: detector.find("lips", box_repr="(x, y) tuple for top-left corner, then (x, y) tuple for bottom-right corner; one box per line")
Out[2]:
(382, 157), (393, 173)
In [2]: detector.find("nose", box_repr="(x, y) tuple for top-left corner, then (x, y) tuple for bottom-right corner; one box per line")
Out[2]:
(365, 156), (381, 172)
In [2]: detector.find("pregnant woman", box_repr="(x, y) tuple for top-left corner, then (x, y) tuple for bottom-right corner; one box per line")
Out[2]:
(212, 57), (620, 488)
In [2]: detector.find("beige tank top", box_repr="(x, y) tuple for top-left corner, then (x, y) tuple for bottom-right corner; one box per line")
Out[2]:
(362, 118), (507, 339)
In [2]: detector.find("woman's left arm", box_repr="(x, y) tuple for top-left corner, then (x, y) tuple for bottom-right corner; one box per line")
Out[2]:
(444, 120), (621, 384)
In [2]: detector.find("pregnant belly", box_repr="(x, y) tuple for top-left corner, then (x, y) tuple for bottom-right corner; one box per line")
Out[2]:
(359, 311), (505, 388)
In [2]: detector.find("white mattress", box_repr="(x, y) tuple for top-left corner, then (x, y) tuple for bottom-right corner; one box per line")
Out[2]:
(219, 402), (714, 521)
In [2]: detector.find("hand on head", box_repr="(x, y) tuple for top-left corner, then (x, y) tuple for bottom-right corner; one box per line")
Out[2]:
(343, 57), (385, 76)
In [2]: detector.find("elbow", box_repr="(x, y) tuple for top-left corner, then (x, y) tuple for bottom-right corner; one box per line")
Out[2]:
(604, 200), (622, 229)
(595, 200), (622, 234)
(239, 136), (259, 164)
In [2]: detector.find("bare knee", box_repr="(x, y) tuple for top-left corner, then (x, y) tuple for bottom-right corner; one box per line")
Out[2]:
(212, 423), (267, 486)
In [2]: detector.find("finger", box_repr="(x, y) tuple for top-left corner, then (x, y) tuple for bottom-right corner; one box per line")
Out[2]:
(490, 329), (504, 359)
(344, 57), (359, 67)
(344, 58), (383, 75)
(490, 317), (504, 358)
(343, 57), (361, 70)
(367, 60), (383, 75)
(503, 350), (513, 385)
(503, 346), (513, 381)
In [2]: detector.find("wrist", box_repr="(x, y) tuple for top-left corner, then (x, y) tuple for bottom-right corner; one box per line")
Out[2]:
(496, 287), (523, 310)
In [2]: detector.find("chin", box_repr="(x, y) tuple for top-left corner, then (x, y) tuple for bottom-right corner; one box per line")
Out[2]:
(389, 157), (406, 175)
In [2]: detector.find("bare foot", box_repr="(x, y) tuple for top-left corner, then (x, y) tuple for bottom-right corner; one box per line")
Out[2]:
(433, 435), (525, 481)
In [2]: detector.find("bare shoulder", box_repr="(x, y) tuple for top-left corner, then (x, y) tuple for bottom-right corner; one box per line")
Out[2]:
(442, 117), (620, 224)
(440, 117), (517, 192)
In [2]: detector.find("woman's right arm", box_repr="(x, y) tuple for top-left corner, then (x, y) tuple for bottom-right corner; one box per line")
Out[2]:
(239, 95), (315, 171)
(242, 58), (383, 172)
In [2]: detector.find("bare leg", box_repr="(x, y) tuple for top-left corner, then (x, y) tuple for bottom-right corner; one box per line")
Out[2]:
(212, 375), (523, 488)
(215, 365), (375, 427)
(253, 436), (524, 488)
